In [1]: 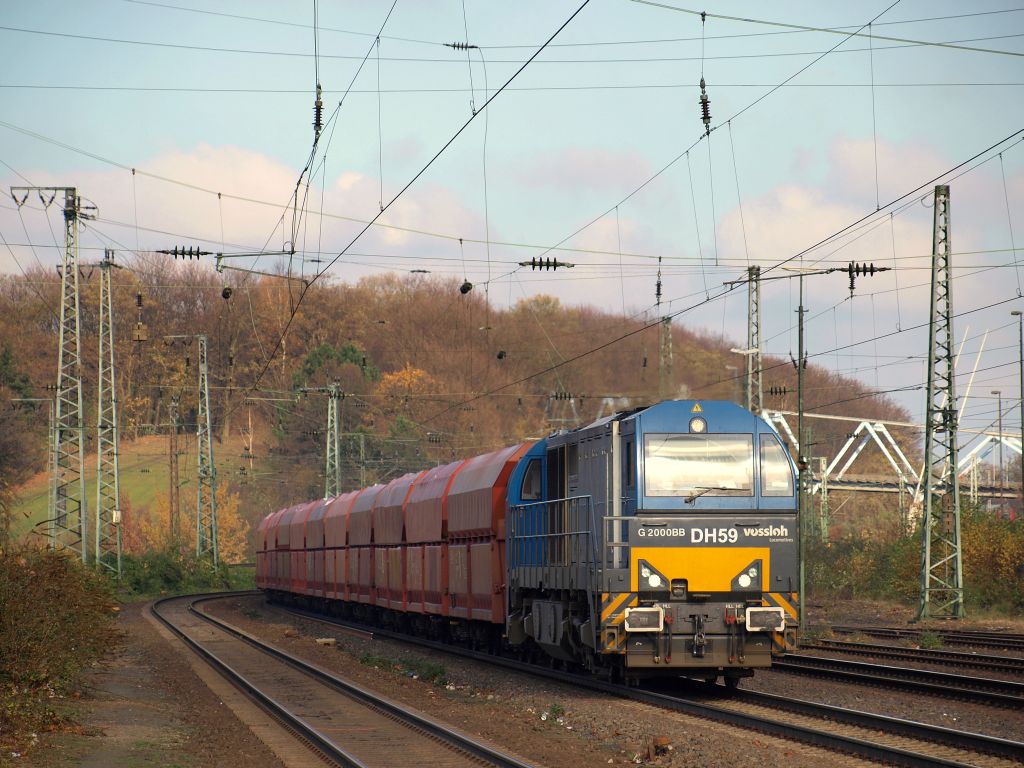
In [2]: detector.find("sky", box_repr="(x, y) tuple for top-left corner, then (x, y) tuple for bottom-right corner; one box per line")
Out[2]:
(0, 0), (1022, 459)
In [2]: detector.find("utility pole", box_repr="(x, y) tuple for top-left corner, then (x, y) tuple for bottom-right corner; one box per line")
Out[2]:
(1012, 310), (1024, 517)
(168, 395), (181, 544)
(12, 187), (94, 561)
(326, 386), (340, 498)
(358, 432), (366, 487)
(195, 335), (218, 564)
(656, 257), (674, 400)
(992, 390), (1004, 503)
(298, 384), (343, 498)
(796, 273), (808, 623)
(95, 249), (122, 576)
(746, 265), (763, 415)
(817, 456), (830, 542)
(918, 184), (964, 620)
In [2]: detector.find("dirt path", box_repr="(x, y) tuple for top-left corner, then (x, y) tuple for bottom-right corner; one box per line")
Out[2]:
(15, 602), (286, 768)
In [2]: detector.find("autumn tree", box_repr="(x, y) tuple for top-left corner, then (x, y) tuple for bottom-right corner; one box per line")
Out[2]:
(130, 483), (251, 563)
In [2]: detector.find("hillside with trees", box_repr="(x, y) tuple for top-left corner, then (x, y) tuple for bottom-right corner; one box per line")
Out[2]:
(0, 256), (913, 551)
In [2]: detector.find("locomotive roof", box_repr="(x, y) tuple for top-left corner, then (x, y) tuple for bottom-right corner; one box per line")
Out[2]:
(545, 400), (756, 448)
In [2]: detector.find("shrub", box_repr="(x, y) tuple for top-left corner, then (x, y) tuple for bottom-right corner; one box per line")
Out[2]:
(0, 546), (119, 755)
(807, 504), (1024, 612)
(117, 548), (239, 600)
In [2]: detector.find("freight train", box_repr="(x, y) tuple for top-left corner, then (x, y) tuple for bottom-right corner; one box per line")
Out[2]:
(256, 399), (800, 685)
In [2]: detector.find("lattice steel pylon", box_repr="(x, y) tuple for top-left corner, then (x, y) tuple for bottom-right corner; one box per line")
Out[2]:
(11, 187), (92, 560)
(95, 249), (122, 575)
(297, 384), (343, 498)
(746, 265), (763, 415)
(195, 335), (218, 563)
(917, 184), (964, 620)
(325, 386), (341, 498)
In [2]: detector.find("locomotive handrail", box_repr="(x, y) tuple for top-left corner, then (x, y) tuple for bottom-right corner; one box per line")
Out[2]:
(601, 514), (633, 572)
(508, 495), (599, 572)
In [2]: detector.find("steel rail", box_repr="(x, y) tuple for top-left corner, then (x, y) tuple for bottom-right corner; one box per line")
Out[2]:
(731, 689), (1024, 762)
(831, 625), (1024, 651)
(268, 600), (1016, 767)
(774, 655), (1024, 705)
(801, 639), (1024, 673)
(152, 594), (363, 768)
(186, 594), (536, 768)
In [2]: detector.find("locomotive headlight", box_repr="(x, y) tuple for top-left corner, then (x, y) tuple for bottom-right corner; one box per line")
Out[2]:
(689, 417), (707, 433)
(647, 573), (662, 588)
(737, 573), (752, 588)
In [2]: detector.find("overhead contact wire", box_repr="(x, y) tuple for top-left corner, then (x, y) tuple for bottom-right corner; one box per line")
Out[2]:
(245, 1), (594, 397)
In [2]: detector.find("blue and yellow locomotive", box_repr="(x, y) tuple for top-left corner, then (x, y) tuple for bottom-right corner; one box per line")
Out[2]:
(505, 399), (799, 684)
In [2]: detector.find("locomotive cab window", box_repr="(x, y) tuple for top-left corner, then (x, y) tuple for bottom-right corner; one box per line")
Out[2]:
(520, 458), (542, 501)
(760, 434), (794, 496)
(644, 434), (754, 497)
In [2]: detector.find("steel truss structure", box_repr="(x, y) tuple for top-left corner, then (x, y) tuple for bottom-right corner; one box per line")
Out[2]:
(195, 335), (218, 563)
(746, 265), (763, 415)
(299, 384), (343, 498)
(11, 187), (92, 560)
(918, 185), (963, 619)
(95, 249), (122, 575)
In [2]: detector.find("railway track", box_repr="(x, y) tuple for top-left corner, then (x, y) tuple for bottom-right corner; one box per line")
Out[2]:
(775, 654), (1024, 706)
(260, 597), (1024, 767)
(652, 687), (1024, 768)
(801, 639), (1024, 675)
(831, 626), (1024, 653)
(151, 594), (535, 768)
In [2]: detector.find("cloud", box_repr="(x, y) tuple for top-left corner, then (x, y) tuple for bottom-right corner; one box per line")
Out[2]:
(514, 147), (655, 194)
(0, 144), (489, 284)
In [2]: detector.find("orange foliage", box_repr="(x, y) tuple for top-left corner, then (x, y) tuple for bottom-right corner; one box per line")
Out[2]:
(125, 483), (250, 563)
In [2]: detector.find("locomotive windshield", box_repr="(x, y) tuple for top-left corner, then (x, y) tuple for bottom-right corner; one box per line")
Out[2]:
(643, 433), (754, 497)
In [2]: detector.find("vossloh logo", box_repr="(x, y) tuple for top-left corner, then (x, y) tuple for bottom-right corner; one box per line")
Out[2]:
(742, 524), (790, 538)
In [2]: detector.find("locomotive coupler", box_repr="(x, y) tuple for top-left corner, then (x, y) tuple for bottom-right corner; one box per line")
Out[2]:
(691, 614), (706, 658)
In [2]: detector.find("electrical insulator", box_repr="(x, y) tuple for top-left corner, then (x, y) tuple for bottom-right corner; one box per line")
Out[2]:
(518, 257), (575, 271)
(136, 293), (143, 308)
(460, 280), (473, 294)
(699, 77), (712, 136)
(768, 386), (789, 397)
(158, 245), (211, 260)
(313, 83), (323, 139)
(847, 261), (886, 293)
(496, 350), (506, 360)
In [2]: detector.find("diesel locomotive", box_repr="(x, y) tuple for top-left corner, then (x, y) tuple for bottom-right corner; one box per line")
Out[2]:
(256, 399), (800, 685)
